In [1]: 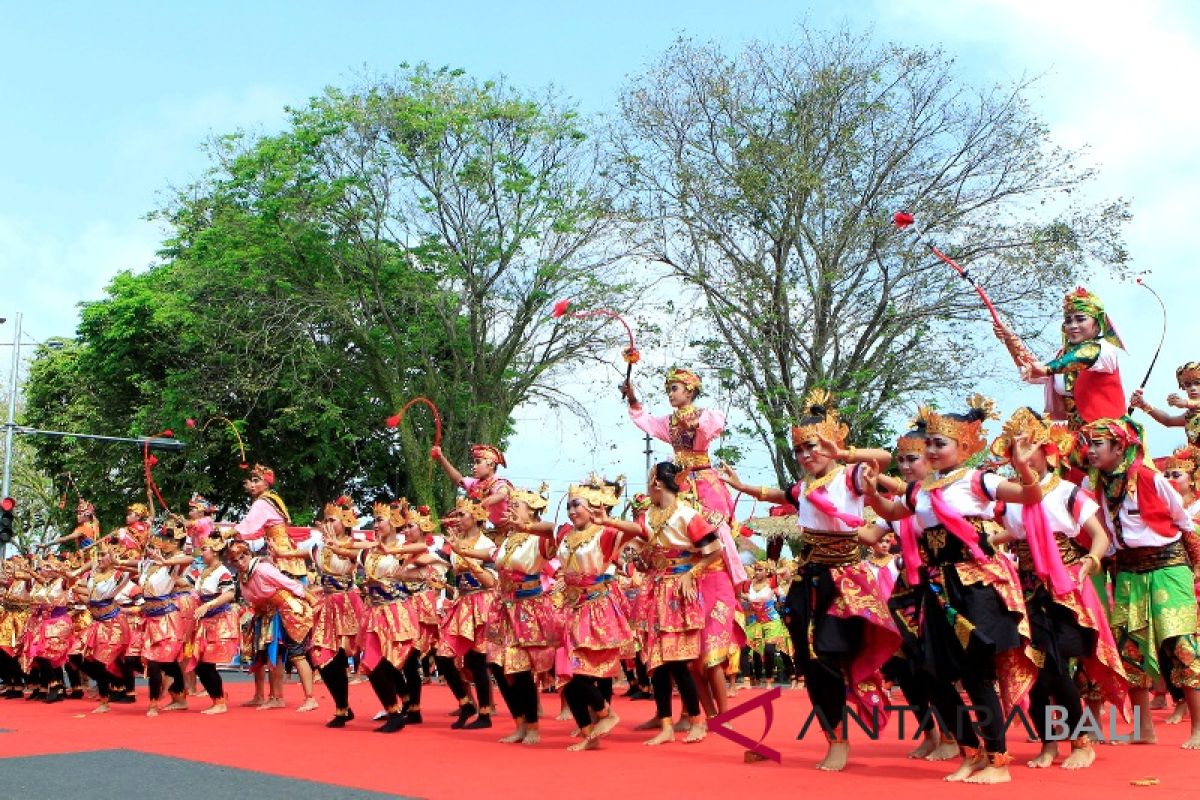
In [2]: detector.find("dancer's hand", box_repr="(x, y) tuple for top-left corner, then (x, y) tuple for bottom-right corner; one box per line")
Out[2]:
(859, 462), (880, 497)
(430, 446), (442, 460)
(717, 464), (741, 487)
(681, 569), (698, 602)
(1130, 388), (1150, 411)
(815, 433), (844, 460)
(1010, 433), (1036, 469)
(619, 382), (638, 406)
(1167, 392), (1192, 410)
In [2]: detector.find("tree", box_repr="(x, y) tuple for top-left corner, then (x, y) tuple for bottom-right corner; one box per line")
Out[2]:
(614, 30), (1128, 483)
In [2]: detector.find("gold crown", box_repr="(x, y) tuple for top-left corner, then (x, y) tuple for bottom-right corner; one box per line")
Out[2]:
(203, 531), (227, 552)
(790, 388), (849, 447)
(76, 498), (95, 516)
(371, 501), (394, 526)
(127, 502), (151, 520)
(322, 496), (358, 529)
(1177, 362), (1200, 388)
(154, 514), (188, 541)
(989, 407), (1074, 466)
(511, 482), (550, 512)
(568, 473), (623, 509)
(469, 444), (506, 468)
(451, 497), (489, 523)
(921, 395), (999, 457)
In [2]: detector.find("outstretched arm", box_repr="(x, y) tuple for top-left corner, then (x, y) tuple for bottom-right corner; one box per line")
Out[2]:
(430, 447), (464, 486)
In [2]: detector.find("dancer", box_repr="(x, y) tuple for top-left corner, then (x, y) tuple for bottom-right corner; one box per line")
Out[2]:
(228, 540), (317, 712)
(487, 485), (560, 745)
(0, 556), (32, 697)
(1131, 361), (1200, 447)
(742, 561), (789, 689)
(1155, 446), (1200, 724)
(311, 496), (366, 728)
(996, 286), (1126, 432)
(140, 517), (192, 716)
(860, 396), (1041, 784)
(393, 501), (443, 725)
(20, 555), (75, 703)
(556, 475), (633, 751)
(720, 389), (898, 772)
(1081, 417), (1200, 749)
(189, 532), (239, 714)
(438, 497), (497, 730)
(357, 501), (425, 733)
(45, 499), (101, 550)
(989, 408), (1126, 769)
(432, 444), (513, 531)
(607, 463), (716, 745)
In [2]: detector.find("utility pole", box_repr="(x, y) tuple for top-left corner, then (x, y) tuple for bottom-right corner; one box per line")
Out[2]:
(2, 312), (21, 499)
(643, 431), (654, 473)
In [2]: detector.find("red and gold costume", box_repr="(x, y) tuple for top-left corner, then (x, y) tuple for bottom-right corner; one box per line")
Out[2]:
(311, 497), (364, 669)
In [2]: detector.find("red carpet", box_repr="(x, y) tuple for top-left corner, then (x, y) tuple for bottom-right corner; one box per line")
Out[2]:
(2, 680), (1198, 799)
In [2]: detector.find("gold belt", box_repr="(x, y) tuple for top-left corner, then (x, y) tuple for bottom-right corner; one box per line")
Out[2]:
(675, 451), (712, 470)
(1014, 533), (1085, 571)
(795, 528), (861, 566)
(1115, 540), (1187, 574)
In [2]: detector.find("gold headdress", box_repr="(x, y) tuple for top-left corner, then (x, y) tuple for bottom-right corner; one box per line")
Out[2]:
(664, 367), (702, 396)
(568, 472), (624, 509)
(1177, 362), (1200, 388)
(407, 503), (436, 533)
(127, 502), (151, 521)
(922, 394), (999, 457)
(896, 409), (931, 456)
(989, 407), (1075, 467)
(322, 496), (358, 529)
(790, 388), (849, 448)
(510, 482), (550, 513)
(76, 498), (96, 516)
(451, 497), (489, 523)
(1062, 287), (1124, 349)
(202, 531), (227, 552)
(155, 514), (188, 541)
(1156, 446), (1198, 476)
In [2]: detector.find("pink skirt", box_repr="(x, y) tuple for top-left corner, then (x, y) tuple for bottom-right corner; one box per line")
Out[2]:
(23, 607), (74, 670)
(359, 601), (422, 671)
(486, 591), (561, 675)
(440, 591), (493, 659)
(698, 570), (745, 668)
(638, 570), (704, 670)
(312, 590), (364, 668)
(557, 584), (634, 679)
(189, 607), (241, 667)
(82, 613), (130, 676)
(142, 609), (185, 663)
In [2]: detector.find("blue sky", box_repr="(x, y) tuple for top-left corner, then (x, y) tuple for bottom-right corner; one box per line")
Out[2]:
(3, 1), (1199, 513)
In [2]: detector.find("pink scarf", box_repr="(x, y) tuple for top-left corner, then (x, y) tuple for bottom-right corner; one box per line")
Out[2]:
(927, 487), (989, 562)
(1020, 501), (1075, 597)
(897, 515), (922, 586)
(805, 486), (865, 529)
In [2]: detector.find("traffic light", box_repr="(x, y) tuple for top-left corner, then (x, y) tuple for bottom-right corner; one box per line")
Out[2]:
(0, 497), (14, 543)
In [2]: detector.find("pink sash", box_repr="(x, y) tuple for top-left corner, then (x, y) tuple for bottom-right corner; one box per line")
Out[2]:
(1019, 502), (1075, 597)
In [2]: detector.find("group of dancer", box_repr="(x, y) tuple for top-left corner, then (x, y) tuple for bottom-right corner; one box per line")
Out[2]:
(2, 285), (1200, 785)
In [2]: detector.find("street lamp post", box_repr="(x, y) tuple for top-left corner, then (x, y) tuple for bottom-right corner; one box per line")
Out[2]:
(2, 312), (21, 498)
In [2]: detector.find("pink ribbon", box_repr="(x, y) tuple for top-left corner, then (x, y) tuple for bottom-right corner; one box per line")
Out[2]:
(805, 487), (865, 529)
(928, 488), (989, 562)
(1020, 502), (1075, 597)
(897, 515), (922, 586)
(875, 563), (896, 597)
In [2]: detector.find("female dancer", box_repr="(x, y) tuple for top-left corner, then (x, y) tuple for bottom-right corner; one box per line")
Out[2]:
(357, 501), (425, 733)
(140, 519), (192, 716)
(488, 485), (560, 744)
(989, 408), (1125, 769)
(433, 444), (513, 531)
(720, 389), (898, 772)
(606, 464), (717, 745)
(394, 502), (443, 724)
(997, 287), (1126, 431)
(742, 561), (789, 689)
(860, 396), (1041, 784)
(77, 544), (131, 713)
(1131, 361), (1200, 447)
(438, 498), (497, 730)
(0, 556), (32, 698)
(556, 475), (634, 751)
(189, 532), (239, 714)
(311, 497), (366, 728)
(1155, 446), (1200, 724)
(45, 499), (101, 550)
(20, 555), (75, 703)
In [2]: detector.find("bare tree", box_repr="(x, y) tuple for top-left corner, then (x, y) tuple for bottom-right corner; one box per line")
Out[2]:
(614, 29), (1128, 482)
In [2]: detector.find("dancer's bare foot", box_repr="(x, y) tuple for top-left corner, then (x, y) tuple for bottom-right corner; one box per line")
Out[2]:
(162, 697), (188, 711)
(671, 716), (691, 733)
(1027, 743), (1057, 768)
(964, 764), (1012, 784)
(555, 708), (572, 722)
(296, 697), (319, 713)
(92, 702), (110, 714)
(944, 751), (985, 782)
(644, 725), (674, 746)
(521, 728), (541, 746)
(145, 706), (159, 718)
(633, 717), (659, 731)
(684, 721), (707, 743)
(240, 696), (265, 708)
(567, 735), (599, 751)
(1150, 694), (1168, 710)
(816, 740), (849, 772)
(1165, 702), (1187, 725)
(908, 733), (937, 759)
(1182, 730), (1200, 749)
(1062, 739), (1095, 769)
(1135, 718), (1157, 744)
(926, 738), (960, 761)
(201, 701), (228, 715)
(593, 711), (620, 738)
(499, 724), (527, 744)
(257, 697), (285, 711)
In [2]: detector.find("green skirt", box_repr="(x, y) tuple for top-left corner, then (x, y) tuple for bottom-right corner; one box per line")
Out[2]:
(1111, 564), (1198, 681)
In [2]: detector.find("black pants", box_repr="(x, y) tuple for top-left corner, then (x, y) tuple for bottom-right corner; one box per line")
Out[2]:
(80, 658), (116, 698)
(66, 654), (83, 690)
(652, 661), (701, 720)
(492, 665), (539, 722)
(0, 650), (24, 688)
(926, 664), (1006, 752)
(318, 651), (350, 710)
(403, 651), (422, 708)
(1028, 656), (1084, 741)
(563, 675), (609, 728)
(367, 658), (409, 711)
(147, 661), (184, 701)
(194, 662), (225, 700)
(464, 650), (492, 710)
(120, 656), (140, 694)
(32, 659), (63, 689)
(435, 655), (469, 702)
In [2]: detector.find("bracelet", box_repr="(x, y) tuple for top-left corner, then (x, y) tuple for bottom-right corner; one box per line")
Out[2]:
(759, 486), (769, 500)
(846, 446), (858, 461)
(1018, 473), (1038, 487)
(1080, 554), (1101, 570)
